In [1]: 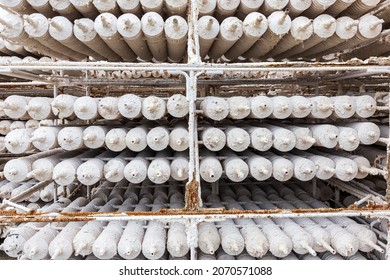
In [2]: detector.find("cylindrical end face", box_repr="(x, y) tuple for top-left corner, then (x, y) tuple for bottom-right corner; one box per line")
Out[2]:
(74, 96), (99, 120)
(268, 11), (292, 36)
(358, 15), (383, 39)
(313, 14), (336, 39)
(198, 16), (220, 40)
(200, 157), (223, 182)
(58, 127), (84, 151)
(52, 94), (76, 119)
(164, 15), (188, 40)
(142, 96), (166, 120)
(148, 159), (171, 184)
(251, 96), (273, 118)
(272, 157), (294, 181)
(198, 0), (217, 16)
(202, 127), (226, 151)
(338, 127), (359, 151)
(250, 127), (273, 151)
(290, 96), (312, 118)
(169, 127), (189, 151)
(4, 95), (28, 119)
(24, 13), (49, 38)
(83, 126), (107, 149)
(118, 94), (142, 119)
(167, 94), (189, 118)
(201, 97), (229, 121)
(171, 157), (189, 181)
(147, 127), (169, 151)
(98, 97), (120, 120)
(227, 96), (251, 119)
(272, 96), (293, 119)
(242, 12), (268, 38)
(332, 95), (356, 119)
(290, 16), (313, 41)
(124, 159), (148, 184)
(53, 161), (78, 185)
(293, 158), (316, 181)
(77, 160), (103, 186)
(336, 17), (358, 40)
(105, 129), (127, 152)
(226, 128), (250, 152)
(141, 12), (164, 38)
(224, 158), (249, 182)
(126, 127), (147, 152)
(31, 127), (58, 151)
(354, 95), (376, 118)
(248, 156), (272, 181)
(334, 158), (358, 181)
(49, 238), (73, 260)
(49, 16), (73, 41)
(4, 159), (30, 182)
(220, 17), (244, 42)
(74, 18), (97, 42)
(27, 97), (53, 120)
(117, 14), (142, 39)
(94, 12), (119, 38)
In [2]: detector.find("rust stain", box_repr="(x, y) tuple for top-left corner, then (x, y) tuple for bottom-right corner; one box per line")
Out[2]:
(184, 176), (201, 211)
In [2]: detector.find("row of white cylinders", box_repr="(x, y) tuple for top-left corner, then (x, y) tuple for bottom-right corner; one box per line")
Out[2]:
(0, 94), (188, 120)
(0, 182), (380, 260)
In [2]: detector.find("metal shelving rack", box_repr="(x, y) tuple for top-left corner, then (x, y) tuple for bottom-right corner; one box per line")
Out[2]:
(0, 0), (389, 260)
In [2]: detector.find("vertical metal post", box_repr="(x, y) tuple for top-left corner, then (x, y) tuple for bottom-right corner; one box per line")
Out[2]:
(187, 218), (199, 260)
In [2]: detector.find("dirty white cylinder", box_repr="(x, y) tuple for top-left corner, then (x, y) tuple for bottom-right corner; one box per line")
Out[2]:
(290, 96), (312, 118)
(227, 96), (251, 119)
(200, 96), (229, 121)
(142, 220), (166, 260)
(309, 124), (339, 148)
(308, 96), (334, 119)
(265, 125), (296, 152)
(353, 95), (376, 118)
(169, 125), (189, 152)
(246, 154), (273, 181)
(10, 121), (25, 131)
(305, 0), (336, 18)
(77, 158), (104, 185)
(198, 222), (221, 254)
(118, 94), (143, 119)
(326, 0), (355, 16)
(201, 127), (226, 151)
(58, 127), (85, 151)
(215, 0), (240, 19)
(148, 157), (171, 184)
(117, 0), (142, 16)
(2, 224), (37, 258)
(167, 94), (189, 118)
(51, 94), (77, 119)
(147, 126), (169, 151)
(271, 96), (293, 119)
(126, 126), (148, 152)
(284, 125), (315, 151)
(200, 155), (223, 182)
(329, 155), (358, 181)
(4, 158), (33, 182)
(266, 153), (294, 181)
(5, 128), (34, 154)
(260, 0), (289, 15)
(83, 126), (108, 149)
(124, 156), (149, 184)
(331, 95), (357, 119)
(70, 0), (100, 18)
(164, 15), (188, 62)
(198, 16), (220, 59)
(225, 127), (250, 152)
(53, 158), (82, 185)
(4, 95), (29, 119)
(0, 120), (12, 135)
(344, 122), (380, 145)
(198, 0), (217, 16)
(306, 154), (335, 180)
(247, 126), (273, 151)
(287, 0), (312, 16)
(288, 155), (316, 181)
(93, 0), (121, 16)
(30, 157), (59, 182)
(23, 225), (58, 260)
(142, 96), (167, 120)
(26, 97), (54, 120)
(337, 127), (359, 151)
(98, 97), (120, 120)
(26, 0), (57, 17)
(223, 155), (249, 182)
(250, 96), (273, 118)
(104, 157), (127, 182)
(74, 96), (100, 120)
(25, 120), (39, 129)
(208, 17), (244, 59)
(105, 128), (127, 152)
(170, 156), (189, 181)
(141, 12), (167, 62)
(30, 127), (60, 151)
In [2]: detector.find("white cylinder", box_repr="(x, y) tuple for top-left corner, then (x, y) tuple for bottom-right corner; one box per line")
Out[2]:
(142, 220), (166, 260)
(164, 15), (188, 62)
(167, 94), (189, 118)
(30, 127), (59, 151)
(198, 222), (221, 254)
(200, 155), (223, 182)
(331, 95), (357, 119)
(0, 120), (12, 135)
(330, 155), (358, 181)
(265, 124), (296, 152)
(265, 152), (294, 181)
(271, 96), (293, 119)
(5, 128), (34, 154)
(126, 126), (148, 152)
(51, 94), (77, 119)
(141, 12), (167, 62)
(198, 16), (220, 59)
(52, 158), (82, 185)
(58, 127), (84, 151)
(305, 0), (336, 18)
(70, 0), (100, 18)
(337, 127), (359, 151)
(309, 124), (339, 148)
(25, 120), (39, 129)
(124, 156), (149, 184)
(353, 95), (376, 118)
(148, 157), (171, 184)
(227, 96), (251, 119)
(344, 122), (380, 145)
(290, 96), (312, 118)
(23, 224), (58, 260)
(200, 97), (229, 121)
(116, 13), (153, 61)
(117, 94), (143, 119)
(287, 155), (316, 181)
(77, 158), (104, 185)
(93, 0), (121, 15)
(147, 126), (169, 151)
(105, 128), (127, 152)
(225, 127), (250, 152)
(142, 96), (167, 120)
(284, 125), (315, 151)
(30, 157), (59, 182)
(26, 0), (57, 17)
(4, 95), (29, 119)
(169, 125), (189, 151)
(83, 126), (108, 149)
(215, 0), (240, 18)
(250, 95), (273, 118)
(223, 155), (249, 182)
(9, 121), (25, 131)
(208, 17), (243, 59)
(305, 153), (335, 180)
(201, 127), (226, 151)
(246, 154), (273, 181)
(247, 126), (273, 151)
(2, 224), (37, 258)
(4, 158), (32, 182)
(74, 96), (100, 120)
(287, 0), (312, 16)
(104, 157), (127, 182)
(260, 0), (289, 15)
(342, 0), (381, 18)
(326, 0), (355, 16)
(308, 96), (334, 118)
(198, 0), (217, 17)
(98, 97), (120, 120)
(117, 0), (143, 16)
(170, 156), (189, 181)
(26, 97), (54, 120)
